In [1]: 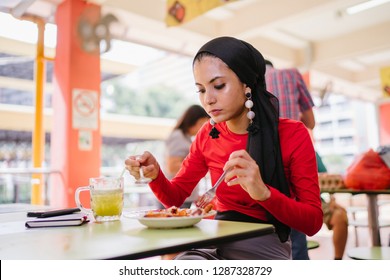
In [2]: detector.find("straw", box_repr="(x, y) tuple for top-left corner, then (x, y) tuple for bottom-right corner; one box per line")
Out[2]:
(118, 144), (138, 184)
(117, 143), (136, 185)
(119, 166), (126, 179)
(113, 166), (126, 189)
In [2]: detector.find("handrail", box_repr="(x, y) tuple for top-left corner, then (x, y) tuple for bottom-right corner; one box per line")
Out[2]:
(0, 168), (62, 175)
(0, 168), (62, 205)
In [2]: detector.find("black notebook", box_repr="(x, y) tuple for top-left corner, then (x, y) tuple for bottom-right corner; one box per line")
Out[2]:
(25, 213), (89, 228)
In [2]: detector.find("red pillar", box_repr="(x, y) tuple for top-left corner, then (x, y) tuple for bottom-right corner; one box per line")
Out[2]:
(51, 0), (101, 207)
(379, 102), (390, 145)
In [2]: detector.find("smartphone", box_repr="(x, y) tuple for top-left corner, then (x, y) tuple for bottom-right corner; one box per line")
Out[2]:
(27, 207), (81, 218)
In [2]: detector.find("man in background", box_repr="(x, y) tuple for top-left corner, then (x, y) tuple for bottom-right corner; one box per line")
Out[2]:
(265, 59), (315, 129)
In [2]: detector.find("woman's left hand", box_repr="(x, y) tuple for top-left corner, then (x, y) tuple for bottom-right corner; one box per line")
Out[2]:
(224, 150), (271, 201)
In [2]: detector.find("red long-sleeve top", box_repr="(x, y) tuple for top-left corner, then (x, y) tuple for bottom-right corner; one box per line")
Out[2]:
(150, 118), (323, 236)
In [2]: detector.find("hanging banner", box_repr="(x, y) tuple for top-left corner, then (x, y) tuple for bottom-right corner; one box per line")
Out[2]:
(380, 66), (390, 98)
(166, 0), (237, 26)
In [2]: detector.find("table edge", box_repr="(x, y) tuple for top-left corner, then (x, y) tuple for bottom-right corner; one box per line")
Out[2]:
(107, 223), (275, 260)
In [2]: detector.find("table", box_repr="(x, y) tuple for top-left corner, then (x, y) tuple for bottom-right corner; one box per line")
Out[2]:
(0, 209), (274, 260)
(320, 188), (390, 246)
(0, 203), (50, 213)
(348, 246), (390, 260)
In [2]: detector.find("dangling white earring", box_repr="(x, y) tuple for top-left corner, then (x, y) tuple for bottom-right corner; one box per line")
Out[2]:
(209, 118), (220, 139)
(245, 91), (255, 122)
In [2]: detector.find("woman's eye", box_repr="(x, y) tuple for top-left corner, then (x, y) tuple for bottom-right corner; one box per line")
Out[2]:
(196, 88), (205, 94)
(215, 84), (225, 90)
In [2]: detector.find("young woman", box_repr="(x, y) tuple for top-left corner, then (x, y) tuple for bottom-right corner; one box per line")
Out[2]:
(125, 36), (322, 259)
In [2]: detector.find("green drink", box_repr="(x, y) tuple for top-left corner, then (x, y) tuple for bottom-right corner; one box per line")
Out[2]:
(92, 189), (123, 218)
(75, 177), (124, 222)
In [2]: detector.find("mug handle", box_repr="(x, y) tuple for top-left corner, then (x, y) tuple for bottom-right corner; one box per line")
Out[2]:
(75, 186), (92, 214)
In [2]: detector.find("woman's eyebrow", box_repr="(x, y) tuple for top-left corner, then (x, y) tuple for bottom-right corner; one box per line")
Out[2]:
(210, 76), (223, 83)
(195, 76), (224, 86)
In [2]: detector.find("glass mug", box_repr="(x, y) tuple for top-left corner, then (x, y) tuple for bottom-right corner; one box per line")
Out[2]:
(75, 177), (124, 222)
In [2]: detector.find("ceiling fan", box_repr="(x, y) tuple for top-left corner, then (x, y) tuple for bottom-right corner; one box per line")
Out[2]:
(77, 7), (119, 54)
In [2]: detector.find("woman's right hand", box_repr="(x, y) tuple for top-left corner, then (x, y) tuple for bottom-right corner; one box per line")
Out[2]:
(224, 149), (271, 201)
(125, 151), (160, 181)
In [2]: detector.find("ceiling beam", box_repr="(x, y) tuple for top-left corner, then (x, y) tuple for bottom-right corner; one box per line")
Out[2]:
(0, 104), (175, 140)
(312, 21), (390, 66)
(0, 36), (137, 75)
(217, 0), (331, 36)
(0, 76), (53, 93)
(247, 36), (300, 65)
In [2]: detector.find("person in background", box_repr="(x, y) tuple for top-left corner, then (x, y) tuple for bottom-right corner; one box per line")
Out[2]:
(125, 36), (322, 260)
(265, 58), (316, 260)
(164, 104), (209, 207)
(316, 152), (349, 260)
(264, 59), (315, 129)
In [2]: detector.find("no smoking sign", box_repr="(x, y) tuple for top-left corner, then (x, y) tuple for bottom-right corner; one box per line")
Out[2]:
(72, 89), (98, 130)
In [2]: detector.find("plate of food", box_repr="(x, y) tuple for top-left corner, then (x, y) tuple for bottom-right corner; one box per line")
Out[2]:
(124, 205), (215, 229)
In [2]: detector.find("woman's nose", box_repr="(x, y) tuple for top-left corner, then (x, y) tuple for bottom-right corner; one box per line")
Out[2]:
(204, 91), (216, 105)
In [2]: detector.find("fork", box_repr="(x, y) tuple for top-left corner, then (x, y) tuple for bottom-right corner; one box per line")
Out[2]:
(195, 169), (229, 208)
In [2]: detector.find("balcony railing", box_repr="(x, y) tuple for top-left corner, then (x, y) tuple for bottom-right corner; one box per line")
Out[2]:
(0, 168), (62, 205)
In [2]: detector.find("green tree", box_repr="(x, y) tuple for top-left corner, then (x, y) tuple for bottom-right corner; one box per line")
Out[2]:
(101, 80), (196, 119)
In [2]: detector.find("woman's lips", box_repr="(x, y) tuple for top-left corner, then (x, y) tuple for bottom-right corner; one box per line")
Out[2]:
(209, 109), (222, 117)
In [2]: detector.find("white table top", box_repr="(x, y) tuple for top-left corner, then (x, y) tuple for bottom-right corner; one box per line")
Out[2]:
(0, 207), (274, 260)
(348, 246), (390, 260)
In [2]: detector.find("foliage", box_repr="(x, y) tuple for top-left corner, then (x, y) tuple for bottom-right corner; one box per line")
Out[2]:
(322, 154), (351, 174)
(101, 80), (196, 119)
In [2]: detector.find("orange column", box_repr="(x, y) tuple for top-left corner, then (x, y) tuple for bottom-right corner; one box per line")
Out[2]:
(379, 102), (390, 145)
(51, 0), (101, 207)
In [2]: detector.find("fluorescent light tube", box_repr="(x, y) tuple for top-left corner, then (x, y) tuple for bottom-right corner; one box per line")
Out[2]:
(346, 0), (390, 15)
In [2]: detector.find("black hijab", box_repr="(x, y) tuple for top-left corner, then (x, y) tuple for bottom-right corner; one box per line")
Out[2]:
(194, 36), (291, 242)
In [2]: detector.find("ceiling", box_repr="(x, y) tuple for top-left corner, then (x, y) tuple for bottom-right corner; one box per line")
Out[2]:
(1, 0), (390, 103)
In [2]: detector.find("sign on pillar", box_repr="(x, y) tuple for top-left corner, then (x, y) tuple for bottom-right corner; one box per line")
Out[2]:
(72, 88), (98, 151)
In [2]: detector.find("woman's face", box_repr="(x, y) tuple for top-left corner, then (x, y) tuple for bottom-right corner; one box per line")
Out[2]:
(193, 56), (248, 129)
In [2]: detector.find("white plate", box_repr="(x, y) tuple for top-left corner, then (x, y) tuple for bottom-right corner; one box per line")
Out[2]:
(123, 210), (216, 229)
